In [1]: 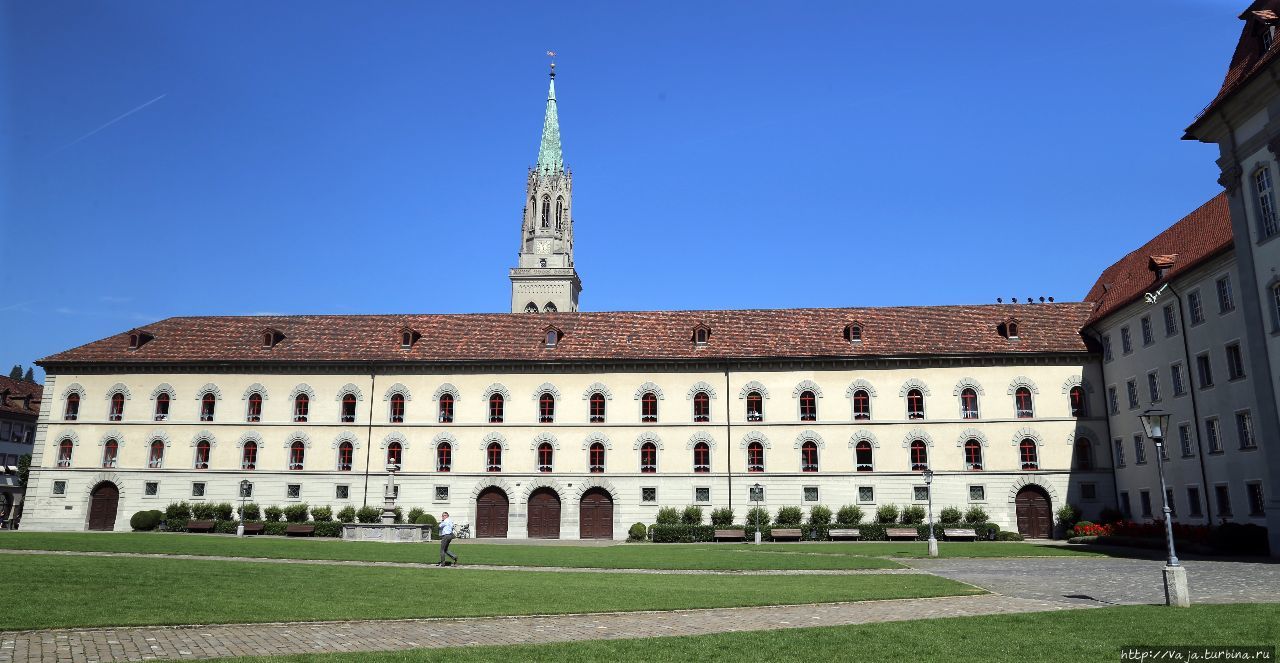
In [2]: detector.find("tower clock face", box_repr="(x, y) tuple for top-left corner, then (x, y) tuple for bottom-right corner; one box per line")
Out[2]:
(535, 240), (552, 255)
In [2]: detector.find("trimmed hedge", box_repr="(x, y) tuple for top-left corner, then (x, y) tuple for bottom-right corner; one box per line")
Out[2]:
(214, 519), (239, 534)
(310, 506), (334, 522)
(263, 521), (290, 536)
(710, 508), (734, 527)
(164, 502), (192, 520)
(314, 522), (343, 537)
(356, 506), (380, 523)
(283, 503), (310, 523)
(656, 507), (681, 525)
(835, 505), (863, 526)
(628, 523), (648, 542)
(130, 510), (163, 531)
(337, 506), (357, 523)
(163, 518), (188, 532)
(238, 503), (261, 521)
(649, 524), (715, 543)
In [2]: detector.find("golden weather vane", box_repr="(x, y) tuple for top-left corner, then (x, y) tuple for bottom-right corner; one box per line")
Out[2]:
(547, 50), (557, 74)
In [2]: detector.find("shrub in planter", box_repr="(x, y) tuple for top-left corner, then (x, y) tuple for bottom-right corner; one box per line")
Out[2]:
(963, 506), (989, 524)
(710, 508), (734, 527)
(1098, 507), (1123, 524)
(900, 505), (926, 525)
(939, 506), (963, 525)
(809, 505), (833, 526)
(264, 506), (284, 522)
(214, 503), (235, 521)
(650, 524), (715, 543)
(1056, 504), (1082, 530)
(238, 503), (261, 521)
(130, 510), (163, 531)
(876, 504), (899, 524)
(628, 523), (648, 541)
(391, 507), (404, 524)
(263, 521), (290, 536)
(165, 501), (192, 520)
(744, 507), (771, 529)
(415, 513), (438, 526)
(310, 506), (334, 522)
(214, 520), (239, 534)
(408, 507), (425, 524)
(337, 506), (357, 523)
(835, 505), (863, 526)
(973, 522), (1001, 540)
(314, 522), (343, 538)
(856, 524), (888, 541)
(681, 505), (704, 525)
(656, 507), (681, 525)
(356, 506), (381, 523)
(996, 531), (1025, 541)
(775, 506), (803, 527)
(283, 503), (310, 523)
(191, 502), (217, 520)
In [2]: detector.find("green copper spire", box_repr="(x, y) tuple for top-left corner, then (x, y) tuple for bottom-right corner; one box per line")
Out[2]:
(536, 67), (563, 171)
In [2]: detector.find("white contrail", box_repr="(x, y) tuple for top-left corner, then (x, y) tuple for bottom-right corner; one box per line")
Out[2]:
(54, 93), (168, 152)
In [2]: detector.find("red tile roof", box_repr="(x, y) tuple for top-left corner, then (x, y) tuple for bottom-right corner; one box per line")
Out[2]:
(38, 304), (1094, 368)
(0, 375), (43, 420)
(1186, 1), (1280, 137)
(1084, 193), (1233, 325)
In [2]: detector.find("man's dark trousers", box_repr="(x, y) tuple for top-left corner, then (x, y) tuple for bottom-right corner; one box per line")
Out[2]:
(439, 534), (458, 564)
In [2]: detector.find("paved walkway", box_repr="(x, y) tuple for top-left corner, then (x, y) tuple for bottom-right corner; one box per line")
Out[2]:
(0, 549), (919, 576)
(0, 595), (1081, 663)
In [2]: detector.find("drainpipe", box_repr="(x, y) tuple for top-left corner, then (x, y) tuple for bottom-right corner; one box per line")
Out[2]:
(724, 363), (733, 514)
(362, 365), (377, 507)
(1162, 283), (1214, 524)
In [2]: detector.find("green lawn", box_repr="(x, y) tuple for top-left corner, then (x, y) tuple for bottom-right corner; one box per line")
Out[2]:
(201, 604), (1280, 663)
(0, 532), (1094, 569)
(0, 552), (979, 631)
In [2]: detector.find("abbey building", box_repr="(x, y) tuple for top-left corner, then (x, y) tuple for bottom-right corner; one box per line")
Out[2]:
(18, 18), (1280, 551)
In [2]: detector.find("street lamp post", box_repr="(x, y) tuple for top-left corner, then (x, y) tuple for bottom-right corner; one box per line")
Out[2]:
(236, 479), (250, 537)
(1140, 408), (1190, 607)
(751, 483), (763, 545)
(923, 469), (938, 557)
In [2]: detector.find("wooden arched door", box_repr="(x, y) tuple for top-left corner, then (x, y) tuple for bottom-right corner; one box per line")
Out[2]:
(1015, 486), (1052, 539)
(475, 487), (509, 538)
(87, 482), (120, 531)
(579, 488), (614, 539)
(527, 488), (562, 539)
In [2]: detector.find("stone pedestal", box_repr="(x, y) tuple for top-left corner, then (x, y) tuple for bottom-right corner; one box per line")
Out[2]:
(342, 523), (430, 543)
(1163, 564), (1190, 607)
(927, 537), (939, 557)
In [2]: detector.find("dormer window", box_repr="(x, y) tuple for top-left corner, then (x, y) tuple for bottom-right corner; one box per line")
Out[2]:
(998, 319), (1020, 340)
(844, 323), (863, 344)
(129, 334), (140, 349)
(1149, 254), (1177, 281)
(399, 327), (420, 350)
(692, 325), (710, 346)
(127, 329), (154, 350)
(544, 327), (561, 348)
(261, 328), (283, 348)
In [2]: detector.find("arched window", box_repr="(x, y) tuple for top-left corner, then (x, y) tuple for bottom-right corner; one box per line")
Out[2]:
(386, 442), (402, 470)
(590, 393), (607, 423)
(337, 441), (353, 471)
(488, 393), (505, 423)
(289, 441), (306, 470)
(541, 195), (551, 228)
(109, 393), (126, 421)
(1069, 387), (1086, 418)
(438, 393), (454, 424)
(294, 394), (309, 422)
(1014, 388), (1034, 418)
(960, 388), (979, 419)
(640, 442), (657, 473)
(906, 389), (925, 420)
(200, 393), (216, 422)
(855, 441), (873, 471)
(799, 390), (817, 421)
(486, 442), (502, 472)
(194, 440), (211, 470)
(247, 393), (263, 422)
(148, 440), (165, 468)
(1074, 439), (1094, 470)
(537, 442), (554, 473)
(640, 392), (658, 423)
(555, 196), (564, 231)
(241, 441), (257, 470)
(963, 440), (983, 471)
(692, 391), (710, 423)
(538, 392), (556, 423)
(524, 302), (539, 314)
(852, 390), (870, 420)
(910, 440), (928, 471)
(102, 439), (119, 468)
(57, 439), (73, 467)
(747, 442), (764, 472)
(1019, 439), (1039, 470)
(436, 442), (452, 472)
(341, 394), (358, 423)
(154, 393), (170, 421)
(746, 391), (763, 422)
(693, 442), (710, 473)
(64, 393), (80, 421)
(800, 441), (818, 472)
(589, 443), (606, 473)
(390, 393), (405, 423)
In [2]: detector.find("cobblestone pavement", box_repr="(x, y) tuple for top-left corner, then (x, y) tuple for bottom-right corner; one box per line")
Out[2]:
(0, 595), (1081, 663)
(0, 549), (919, 576)
(905, 556), (1280, 605)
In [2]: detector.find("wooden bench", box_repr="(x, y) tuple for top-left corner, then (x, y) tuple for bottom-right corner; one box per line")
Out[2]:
(242, 522), (264, 535)
(186, 519), (215, 533)
(285, 524), (316, 537)
(885, 528), (919, 540)
(713, 529), (746, 542)
(771, 528), (803, 541)
(943, 528), (978, 541)
(829, 528), (862, 540)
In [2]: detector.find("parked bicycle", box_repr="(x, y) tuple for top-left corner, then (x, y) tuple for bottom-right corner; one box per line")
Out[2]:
(456, 523), (471, 539)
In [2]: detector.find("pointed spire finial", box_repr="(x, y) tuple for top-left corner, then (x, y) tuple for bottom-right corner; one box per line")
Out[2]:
(547, 50), (557, 79)
(536, 52), (563, 172)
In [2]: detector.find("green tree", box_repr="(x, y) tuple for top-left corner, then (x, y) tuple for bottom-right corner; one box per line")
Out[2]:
(7, 366), (20, 380)
(17, 454), (31, 486)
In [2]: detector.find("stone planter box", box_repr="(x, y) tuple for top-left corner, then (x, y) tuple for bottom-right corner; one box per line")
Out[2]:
(342, 523), (431, 543)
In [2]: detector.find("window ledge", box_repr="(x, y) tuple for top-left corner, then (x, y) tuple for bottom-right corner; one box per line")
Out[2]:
(1228, 376), (1248, 384)
(1238, 445), (1260, 452)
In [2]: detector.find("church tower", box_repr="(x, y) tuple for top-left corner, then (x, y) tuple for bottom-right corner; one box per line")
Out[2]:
(509, 63), (582, 313)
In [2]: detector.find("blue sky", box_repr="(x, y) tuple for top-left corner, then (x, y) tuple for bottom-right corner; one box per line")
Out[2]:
(0, 1), (1245, 380)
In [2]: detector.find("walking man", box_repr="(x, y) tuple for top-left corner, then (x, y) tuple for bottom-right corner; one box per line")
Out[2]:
(438, 511), (459, 566)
